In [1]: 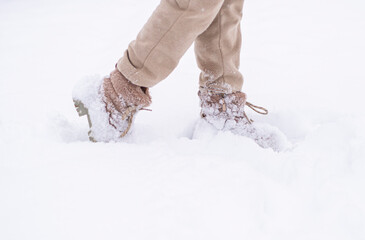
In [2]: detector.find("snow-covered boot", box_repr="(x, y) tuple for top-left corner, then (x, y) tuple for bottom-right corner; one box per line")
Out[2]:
(73, 68), (151, 142)
(198, 89), (290, 151)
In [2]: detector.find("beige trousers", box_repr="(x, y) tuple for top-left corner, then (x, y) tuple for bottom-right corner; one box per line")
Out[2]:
(117, 0), (244, 93)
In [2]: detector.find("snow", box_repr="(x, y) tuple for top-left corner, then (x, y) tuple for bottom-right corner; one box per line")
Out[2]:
(1, 0), (365, 239)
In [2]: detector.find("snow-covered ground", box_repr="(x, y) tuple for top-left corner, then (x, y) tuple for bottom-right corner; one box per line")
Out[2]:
(1, 0), (365, 239)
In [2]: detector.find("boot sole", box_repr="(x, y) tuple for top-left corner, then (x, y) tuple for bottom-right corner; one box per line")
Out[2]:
(73, 99), (96, 142)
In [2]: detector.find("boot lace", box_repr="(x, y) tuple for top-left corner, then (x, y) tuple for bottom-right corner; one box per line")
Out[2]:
(221, 100), (268, 124)
(243, 101), (268, 124)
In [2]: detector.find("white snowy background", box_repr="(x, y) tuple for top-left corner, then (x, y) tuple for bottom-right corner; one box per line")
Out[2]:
(1, 0), (365, 239)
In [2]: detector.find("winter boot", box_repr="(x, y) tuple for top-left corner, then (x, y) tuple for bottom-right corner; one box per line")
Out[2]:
(73, 68), (151, 142)
(198, 89), (289, 151)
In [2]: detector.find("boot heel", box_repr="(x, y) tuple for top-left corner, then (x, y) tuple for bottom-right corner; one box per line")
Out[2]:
(73, 100), (88, 117)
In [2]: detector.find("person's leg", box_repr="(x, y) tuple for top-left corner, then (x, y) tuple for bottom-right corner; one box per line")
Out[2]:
(195, 0), (244, 93)
(195, 0), (288, 151)
(117, 0), (225, 87)
(74, 0), (228, 141)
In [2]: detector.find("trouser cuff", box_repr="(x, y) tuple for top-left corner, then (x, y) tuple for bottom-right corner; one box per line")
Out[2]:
(116, 50), (156, 88)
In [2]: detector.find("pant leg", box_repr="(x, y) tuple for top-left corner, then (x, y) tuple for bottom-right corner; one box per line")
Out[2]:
(195, 0), (244, 93)
(117, 0), (225, 88)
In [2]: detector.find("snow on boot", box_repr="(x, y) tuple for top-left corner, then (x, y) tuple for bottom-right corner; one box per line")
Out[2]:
(198, 89), (291, 152)
(72, 68), (151, 142)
